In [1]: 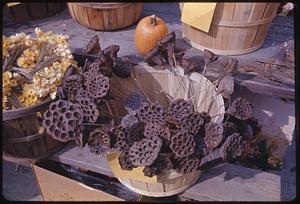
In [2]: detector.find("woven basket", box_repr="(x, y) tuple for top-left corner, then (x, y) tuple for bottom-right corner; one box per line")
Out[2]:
(104, 64), (225, 197)
(3, 99), (65, 166)
(180, 3), (280, 55)
(67, 3), (143, 31)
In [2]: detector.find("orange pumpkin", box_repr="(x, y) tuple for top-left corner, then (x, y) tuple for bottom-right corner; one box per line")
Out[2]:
(134, 15), (168, 55)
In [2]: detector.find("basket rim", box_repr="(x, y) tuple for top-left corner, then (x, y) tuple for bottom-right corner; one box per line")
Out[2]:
(72, 2), (140, 9)
(3, 97), (53, 121)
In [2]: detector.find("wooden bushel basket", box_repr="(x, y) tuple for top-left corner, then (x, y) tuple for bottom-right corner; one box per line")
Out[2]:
(3, 99), (65, 166)
(105, 64), (225, 197)
(180, 3), (280, 55)
(3, 3), (65, 23)
(67, 3), (144, 31)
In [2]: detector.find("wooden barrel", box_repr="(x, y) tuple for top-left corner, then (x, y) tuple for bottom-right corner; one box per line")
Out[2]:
(3, 3), (65, 23)
(3, 99), (65, 166)
(67, 3), (144, 31)
(180, 3), (280, 55)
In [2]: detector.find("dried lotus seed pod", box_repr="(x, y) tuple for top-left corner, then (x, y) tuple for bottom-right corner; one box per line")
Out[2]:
(129, 136), (162, 167)
(113, 57), (132, 78)
(199, 111), (211, 124)
(75, 95), (99, 123)
(144, 122), (170, 141)
(144, 154), (173, 177)
(62, 74), (83, 102)
(228, 97), (253, 120)
(121, 114), (139, 129)
(85, 73), (110, 99)
(42, 100), (83, 142)
(124, 92), (147, 114)
(111, 125), (130, 151)
(88, 128), (111, 154)
(219, 133), (242, 162)
(127, 122), (145, 145)
(82, 35), (101, 55)
(175, 156), (201, 174)
(170, 131), (196, 158)
(118, 150), (135, 170)
(167, 99), (194, 124)
(186, 112), (205, 134)
(136, 102), (167, 125)
(222, 122), (238, 138)
(204, 122), (224, 150)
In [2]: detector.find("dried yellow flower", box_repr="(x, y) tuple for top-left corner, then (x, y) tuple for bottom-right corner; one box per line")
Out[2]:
(2, 28), (75, 110)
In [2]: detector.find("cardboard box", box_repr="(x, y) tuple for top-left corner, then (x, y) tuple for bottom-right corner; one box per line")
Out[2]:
(32, 159), (140, 201)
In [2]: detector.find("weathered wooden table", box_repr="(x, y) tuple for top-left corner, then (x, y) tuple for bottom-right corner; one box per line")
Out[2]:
(3, 3), (295, 201)
(3, 3), (295, 100)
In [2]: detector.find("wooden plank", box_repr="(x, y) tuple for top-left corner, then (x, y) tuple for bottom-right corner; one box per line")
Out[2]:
(180, 163), (296, 201)
(47, 3), (63, 16)
(49, 143), (114, 177)
(49, 143), (295, 201)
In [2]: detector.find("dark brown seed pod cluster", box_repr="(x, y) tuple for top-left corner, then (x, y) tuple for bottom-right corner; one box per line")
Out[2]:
(223, 122), (238, 138)
(113, 57), (132, 78)
(174, 156), (201, 174)
(75, 96), (99, 123)
(42, 39), (120, 148)
(167, 99), (194, 125)
(111, 125), (131, 151)
(219, 133), (242, 162)
(85, 73), (110, 99)
(43, 100), (84, 142)
(204, 122), (224, 150)
(186, 112), (205, 134)
(129, 136), (162, 167)
(170, 131), (196, 158)
(144, 123), (171, 141)
(118, 150), (135, 170)
(88, 128), (111, 154)
(121, 114), (139, 129)
(228, 97), (253, 120)
(124, 92), (147, 114)
(143, 154), (173, 177)
(136, 102), (167, 125)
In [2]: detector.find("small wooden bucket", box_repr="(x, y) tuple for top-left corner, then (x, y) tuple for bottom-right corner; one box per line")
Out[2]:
(67, 3), (144, 31)
(3, 99), (65, 166)
(180, 3), (280, 55)
(105, 64), (225, 196)
(3, 3), (65, 23)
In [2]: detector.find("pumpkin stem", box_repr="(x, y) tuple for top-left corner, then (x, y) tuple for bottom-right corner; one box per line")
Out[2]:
(150, 15), (157, 26)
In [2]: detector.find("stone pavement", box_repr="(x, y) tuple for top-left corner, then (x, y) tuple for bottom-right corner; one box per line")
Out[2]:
(2, 161), (42, 201)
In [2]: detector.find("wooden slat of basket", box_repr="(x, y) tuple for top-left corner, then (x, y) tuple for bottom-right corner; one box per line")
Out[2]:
(20, 115), (43, 156)
(26, 3), (48, 19)
(10, 3), (30, 22)
(4, 120), (33, 157)
(147, 182), (164, 193)
(3, 98), (52, 121)
(241, 3), (267, 50)
(47, 2), (63, 16)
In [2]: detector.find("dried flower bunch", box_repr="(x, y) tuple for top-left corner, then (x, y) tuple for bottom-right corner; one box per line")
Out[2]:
(2, 28), (76, 110)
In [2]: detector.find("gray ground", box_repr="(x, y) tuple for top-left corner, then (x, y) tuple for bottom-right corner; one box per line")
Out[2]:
(2, 161), (42, 201)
